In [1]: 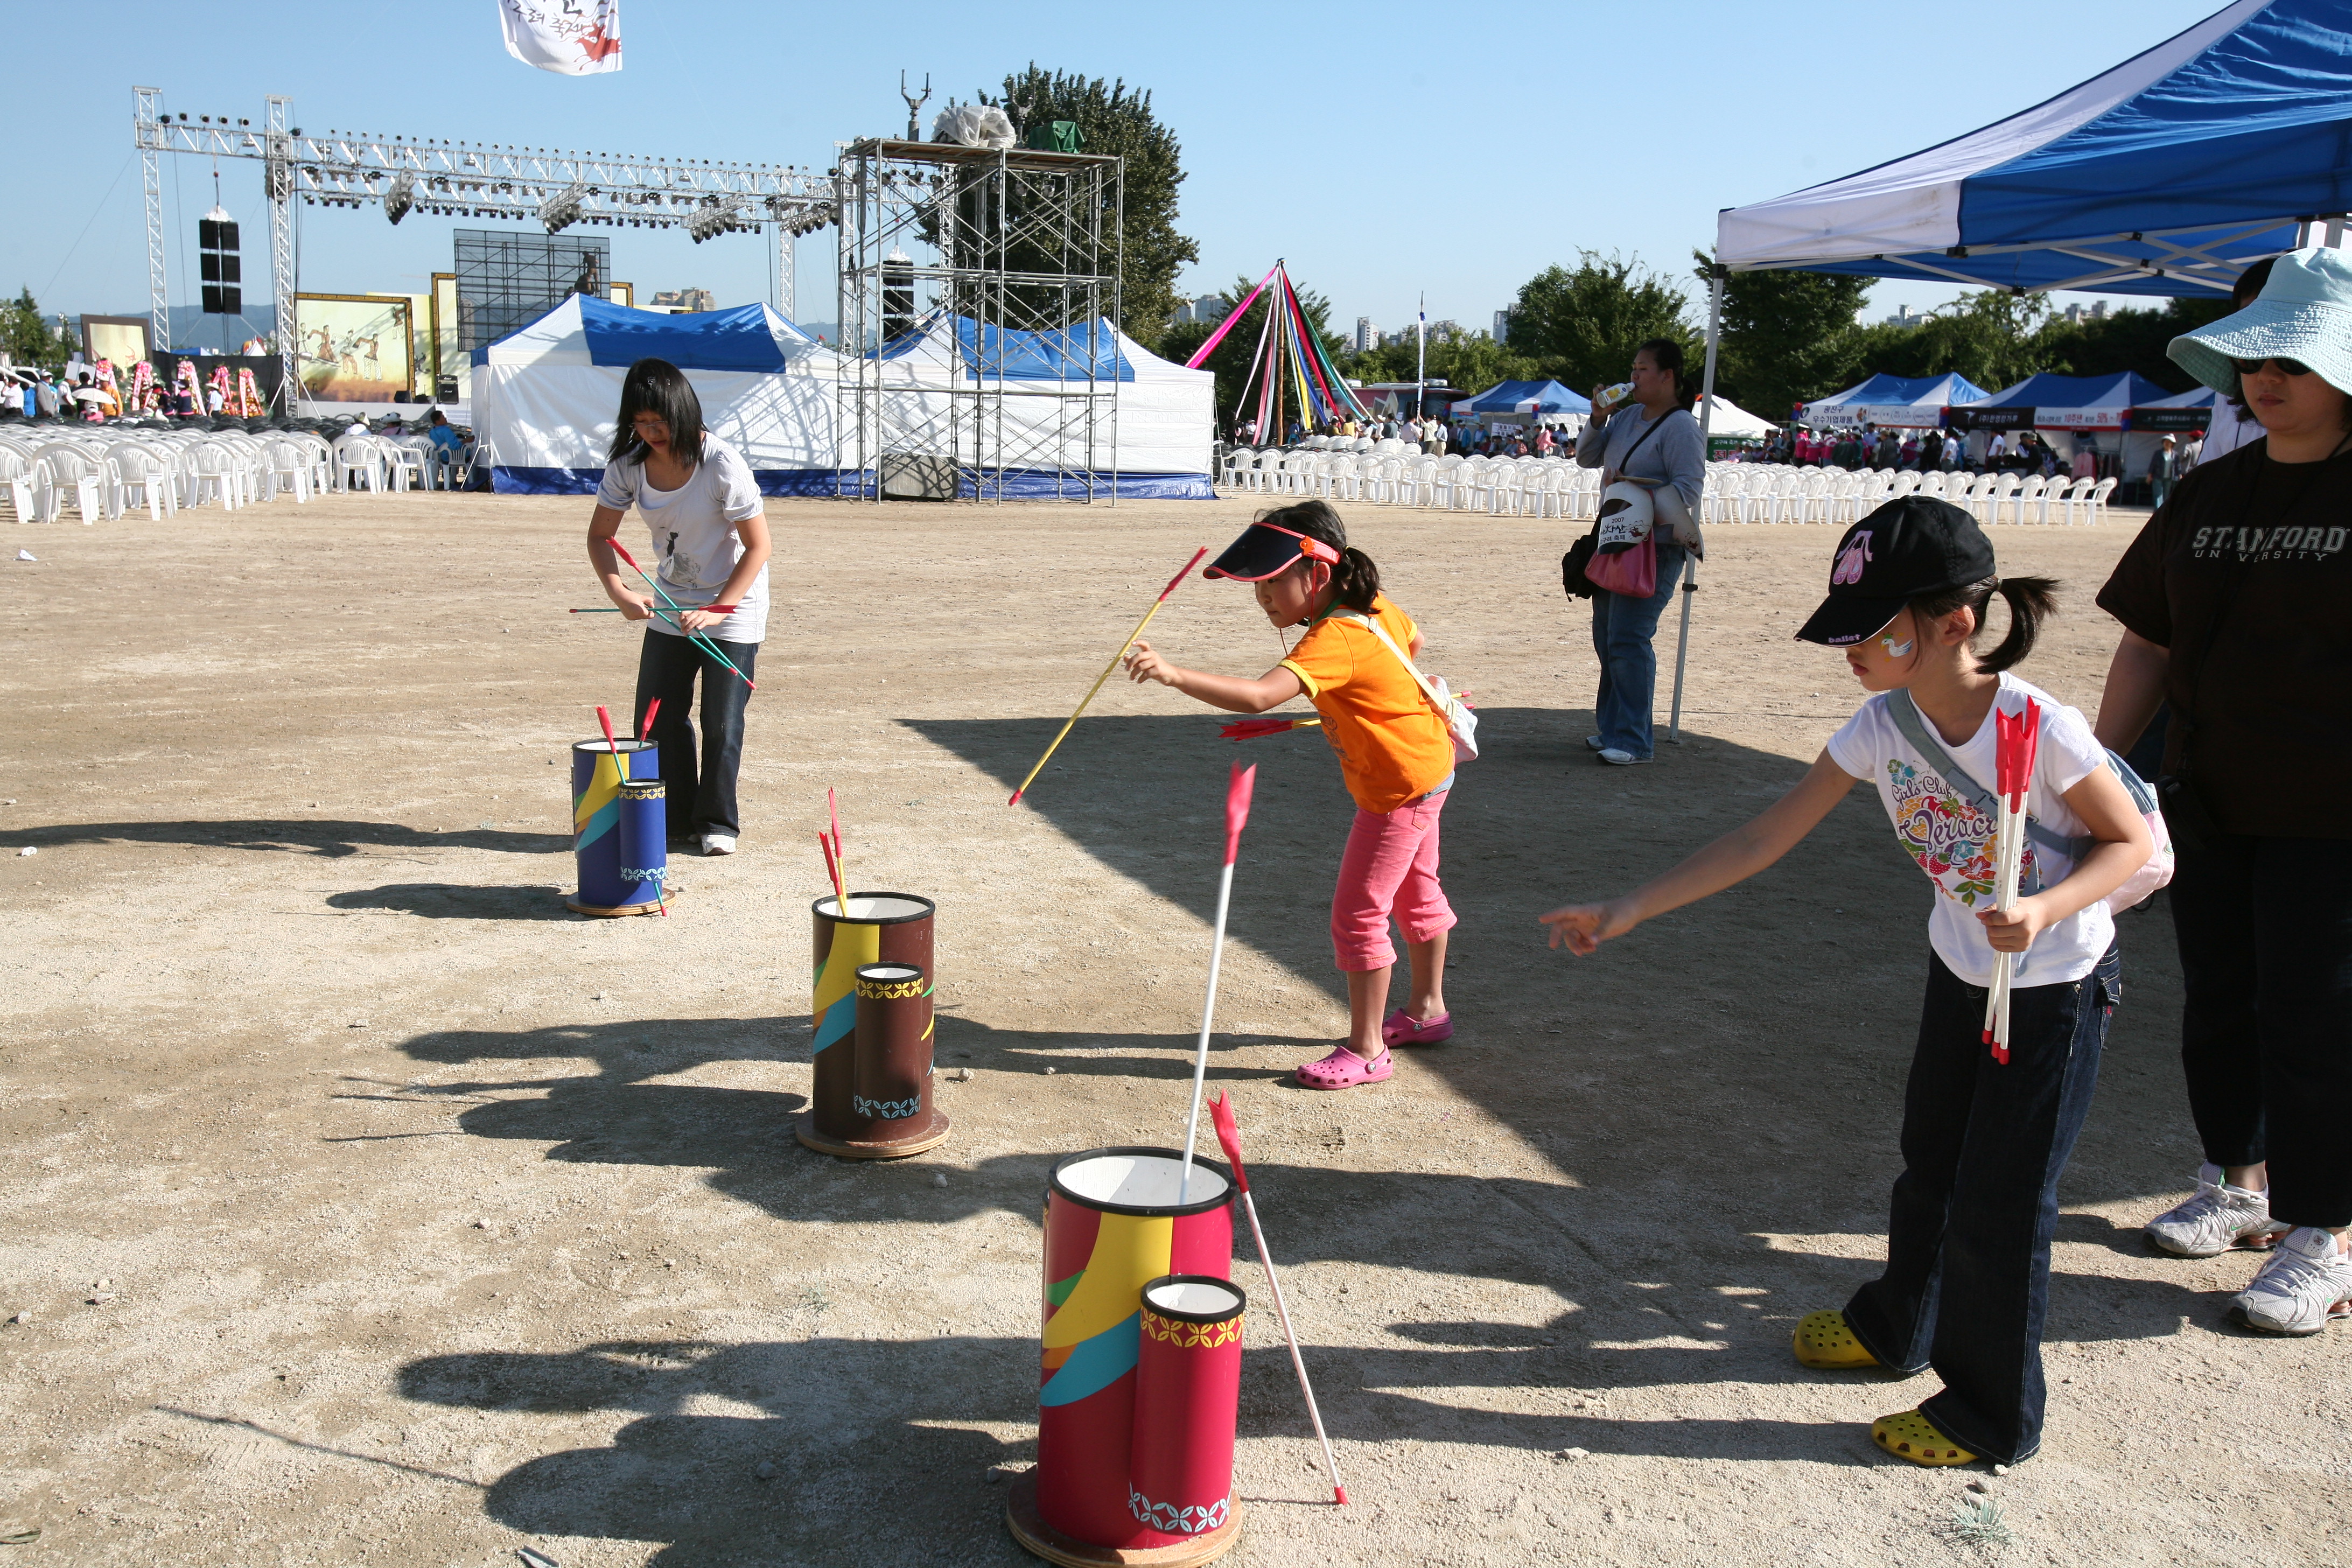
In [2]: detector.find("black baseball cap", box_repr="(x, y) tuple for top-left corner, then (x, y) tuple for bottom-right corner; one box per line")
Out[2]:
(1203, 520), (1341, 582)
(1794, 496), (1996, 646)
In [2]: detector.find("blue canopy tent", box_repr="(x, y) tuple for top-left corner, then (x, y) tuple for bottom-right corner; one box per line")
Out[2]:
(1802, 371), (1991, 427)
(1663, 0), (2352, 741)
(1448, 379), (1592, 422)
(1947, 371), (2176, 431)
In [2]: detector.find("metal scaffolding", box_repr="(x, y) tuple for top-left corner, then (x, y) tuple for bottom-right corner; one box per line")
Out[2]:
(835, 137), (1123, 503)
(451, 229), (612, 353)
(132, 86), (835, 404)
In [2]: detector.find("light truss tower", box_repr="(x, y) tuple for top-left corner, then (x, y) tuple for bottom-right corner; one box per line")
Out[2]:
(133, 90), (838, 404)
(835, 137), (1123, 503)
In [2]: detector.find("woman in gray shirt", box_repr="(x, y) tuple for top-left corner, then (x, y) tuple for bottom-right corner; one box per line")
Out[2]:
(1578, 338), (1706, 763)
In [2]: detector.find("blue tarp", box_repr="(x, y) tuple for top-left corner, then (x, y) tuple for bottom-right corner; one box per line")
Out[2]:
(1720, 0), (2352, 296)
(877, 314), (1135, 381)
(473, 296), (805, 370)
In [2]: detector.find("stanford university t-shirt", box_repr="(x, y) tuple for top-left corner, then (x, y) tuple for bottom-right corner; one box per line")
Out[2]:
(1825, 673), (2111, 988)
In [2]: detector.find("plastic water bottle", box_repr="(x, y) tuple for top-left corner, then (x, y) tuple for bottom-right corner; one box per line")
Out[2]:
(1596, 382), (1634, 412)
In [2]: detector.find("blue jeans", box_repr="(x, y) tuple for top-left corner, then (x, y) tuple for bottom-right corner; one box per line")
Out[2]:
(1588, 541), (1686, 759)
(634, 629), (759, 838)
(1843, 946), (2118, 1466)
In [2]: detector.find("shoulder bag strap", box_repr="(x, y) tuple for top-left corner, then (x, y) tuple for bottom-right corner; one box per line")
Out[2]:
(1326, 610), (1453, 718)
(1885, 689), (2082, 863)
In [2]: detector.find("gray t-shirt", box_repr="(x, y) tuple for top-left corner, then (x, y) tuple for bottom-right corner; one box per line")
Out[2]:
(1576, 404), (1705, 512)
(596, 436), (768, 644)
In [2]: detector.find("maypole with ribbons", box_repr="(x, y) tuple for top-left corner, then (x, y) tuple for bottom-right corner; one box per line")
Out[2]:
(1186, 260), (1376, 439)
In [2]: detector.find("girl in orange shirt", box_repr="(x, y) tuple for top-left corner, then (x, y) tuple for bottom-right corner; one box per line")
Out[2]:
(1125, 500), (1458, 1089)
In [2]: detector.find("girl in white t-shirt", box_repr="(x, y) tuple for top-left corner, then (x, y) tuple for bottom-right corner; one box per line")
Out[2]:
(587, 358), (772, 856)
(1539, 496), (2152, 1472)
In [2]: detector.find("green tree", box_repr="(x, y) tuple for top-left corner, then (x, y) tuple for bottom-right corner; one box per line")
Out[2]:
(2033, 295), (2235, 393)
(1693, 253), (1870, 420)
(0, 287), (70, 374)
(978, 66), (1198, 351)
(1506, 253), (1691, 395)
(1341, 331), (1538, 400)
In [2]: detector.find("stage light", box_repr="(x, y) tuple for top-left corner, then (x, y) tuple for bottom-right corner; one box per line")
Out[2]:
(540, 183), (587, 233)
(384, 172), (415, 225)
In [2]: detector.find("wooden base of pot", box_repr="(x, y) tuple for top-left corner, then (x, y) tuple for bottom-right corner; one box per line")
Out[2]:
(564, 887), (678, 918)
(1004, 1473), (1241, 1568)
(794, 1108), (951, 1160)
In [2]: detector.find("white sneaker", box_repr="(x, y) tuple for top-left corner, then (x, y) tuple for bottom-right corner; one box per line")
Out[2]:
(1585, 734), (1606, 752)
(1597, 748), (1648, 766)
(2145, 1163), (2290, 1257)
(2232, 1227), (2352, 1336)
(699, 832), (738, 857)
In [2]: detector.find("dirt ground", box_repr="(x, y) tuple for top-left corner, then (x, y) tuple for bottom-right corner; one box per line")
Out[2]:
(1, 486), (2342, 1568)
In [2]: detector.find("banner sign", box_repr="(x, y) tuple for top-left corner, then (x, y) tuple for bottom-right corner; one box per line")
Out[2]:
(500, 0), (622, 75)
(1947, 404), (2038, 431)
(2127, 405), (2212, 432)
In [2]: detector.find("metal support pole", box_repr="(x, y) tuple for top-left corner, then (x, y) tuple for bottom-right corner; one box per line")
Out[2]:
(136, 88), (169, 353)
(265, 96), (297, 411)
(1669, 266), (1725, 746)
(774, 221), (794, 320)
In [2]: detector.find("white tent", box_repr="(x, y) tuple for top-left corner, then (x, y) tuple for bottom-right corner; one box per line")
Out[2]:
(865, 313), (1216, 498)
(1695, 394), (1775, 437)
(474, 296), (843, 494)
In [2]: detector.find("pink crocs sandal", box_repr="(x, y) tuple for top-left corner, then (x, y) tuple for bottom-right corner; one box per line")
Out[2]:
(1382, 1009), (1454, 1047)
(1296, 1045), (1394, 1090)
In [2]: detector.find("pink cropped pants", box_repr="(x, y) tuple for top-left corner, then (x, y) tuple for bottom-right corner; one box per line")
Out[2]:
(1330, 788), (1455, 972)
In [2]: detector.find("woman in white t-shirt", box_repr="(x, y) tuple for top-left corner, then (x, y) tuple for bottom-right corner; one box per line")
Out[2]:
(1538, 496), (2152, 1473)
(587, 358), (772, 856)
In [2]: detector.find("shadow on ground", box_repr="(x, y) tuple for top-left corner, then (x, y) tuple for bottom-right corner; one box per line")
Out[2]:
(12, 817), (568, 858)
(326, 883), (582, 920)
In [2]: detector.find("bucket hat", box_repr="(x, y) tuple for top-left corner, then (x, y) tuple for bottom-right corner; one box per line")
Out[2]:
(2168, 246), (2352, 397)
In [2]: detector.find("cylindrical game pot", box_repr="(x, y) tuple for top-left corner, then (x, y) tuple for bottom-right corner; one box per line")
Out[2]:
(796, 893), (936, 1159)
(836, 961), (949, 1154)
(1018, 1149), (1233, 1559)
(1126, 1276), (1246, 1550)
(566, 738), (660, 915)
(616, 777), (668, 907)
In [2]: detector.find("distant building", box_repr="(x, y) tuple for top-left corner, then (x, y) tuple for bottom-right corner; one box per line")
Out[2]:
(2061, 302), (2110, 324)
(1424, 318), (1462, 344)
(1170, 295), (1225, 326)
(651, 288), (717, 312)
(1883, 305), (1923, 330)
(1354, 316), (1381, 353)
(1492, 309), (1510, 344)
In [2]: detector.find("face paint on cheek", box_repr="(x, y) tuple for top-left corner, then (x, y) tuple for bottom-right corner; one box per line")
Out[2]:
(1880, 633), (1914, 657)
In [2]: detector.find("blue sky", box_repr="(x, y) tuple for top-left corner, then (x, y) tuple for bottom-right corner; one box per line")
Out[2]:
(4, 0), (2225, 341)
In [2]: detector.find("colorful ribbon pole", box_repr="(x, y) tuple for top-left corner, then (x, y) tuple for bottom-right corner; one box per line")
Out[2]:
(1007, 546), (1208, 806)
(1182, 261), (1283, 370)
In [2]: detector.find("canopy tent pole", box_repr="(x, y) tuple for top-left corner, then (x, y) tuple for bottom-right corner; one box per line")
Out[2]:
(1669, 266), (1724, 746)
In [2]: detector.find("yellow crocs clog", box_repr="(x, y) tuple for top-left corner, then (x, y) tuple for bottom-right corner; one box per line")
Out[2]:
(1793, 1310), (1880, 1370)
(1872, 1409), (1977, 1466)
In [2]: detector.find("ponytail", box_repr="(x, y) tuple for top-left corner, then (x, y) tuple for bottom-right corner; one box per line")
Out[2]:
(1909, 574), (2060, 674)
(1255, 498), (1383, 612)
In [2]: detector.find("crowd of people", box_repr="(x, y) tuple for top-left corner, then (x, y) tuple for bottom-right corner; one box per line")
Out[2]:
(1229, 410), (1582, 461)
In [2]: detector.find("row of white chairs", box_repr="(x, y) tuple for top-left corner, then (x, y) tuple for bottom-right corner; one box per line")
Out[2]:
(2, 424), (489, 523)
(1218, 448), (2123, 527)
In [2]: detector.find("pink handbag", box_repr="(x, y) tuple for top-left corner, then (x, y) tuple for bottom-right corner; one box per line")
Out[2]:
(1585, 535), (1656, 598)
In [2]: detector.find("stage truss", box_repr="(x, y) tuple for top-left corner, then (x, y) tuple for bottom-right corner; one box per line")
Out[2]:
(835, 138), (1123, 503)
(132, 87), (835, 403)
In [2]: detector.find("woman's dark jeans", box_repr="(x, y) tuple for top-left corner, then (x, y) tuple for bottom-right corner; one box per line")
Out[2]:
(1587, 540), (1686, 759)
(634, 629), (759, 839)
(1842, 946), (2118, 1466)
(2168, 834), (2352, 1227)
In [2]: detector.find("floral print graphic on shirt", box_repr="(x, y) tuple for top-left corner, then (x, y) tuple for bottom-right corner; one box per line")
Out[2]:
(1885, 759), (2036, 908)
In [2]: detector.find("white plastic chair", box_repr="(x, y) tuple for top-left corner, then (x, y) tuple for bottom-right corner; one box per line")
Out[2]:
(0, 450), (41, 522)
(2005, 473), (2047, 526)
(32, 444), (108, 523)
(105, 444), (177, 520)
(2084, 476), (2118, 525)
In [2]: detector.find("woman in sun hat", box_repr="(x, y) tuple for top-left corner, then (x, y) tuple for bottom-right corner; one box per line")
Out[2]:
(2093, 245), (2352, 1337)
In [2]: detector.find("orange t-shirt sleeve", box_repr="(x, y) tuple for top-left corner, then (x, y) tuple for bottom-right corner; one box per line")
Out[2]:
(1277, 623), (1353, 699)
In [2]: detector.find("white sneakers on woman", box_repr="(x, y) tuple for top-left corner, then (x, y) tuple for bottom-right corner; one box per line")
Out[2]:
(2233, 1228), (2352, 1337)
(700, 832), (738, 857)
(2144, 1164), (2290, 1257)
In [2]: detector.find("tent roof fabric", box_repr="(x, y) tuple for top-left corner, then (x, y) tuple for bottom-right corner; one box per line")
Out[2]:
(878, 312), (1137, 381)
(1457, 379), (1592, 414)
(1716, 0), (2348, 296)
(478, 295), (821, 370)
(1973, 370), (2176, 409)
(1810, 372), (1993, 409)
(2139, 383), (2222, 406)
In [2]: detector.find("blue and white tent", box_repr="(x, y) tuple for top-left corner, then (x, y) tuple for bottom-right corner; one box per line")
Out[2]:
(1716, 0), (2352, 298)
(1951, 371), (2176, 431)
(1449, 380), (1591, 420)
(1802, 372), (1991, 428)
(474, 296), (845, 495)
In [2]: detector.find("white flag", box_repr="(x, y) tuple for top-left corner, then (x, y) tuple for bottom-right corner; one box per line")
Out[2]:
(499, 0), (623, 75)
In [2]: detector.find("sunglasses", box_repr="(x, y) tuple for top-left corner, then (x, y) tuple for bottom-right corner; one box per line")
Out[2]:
(2231, 356), (2313, 376)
